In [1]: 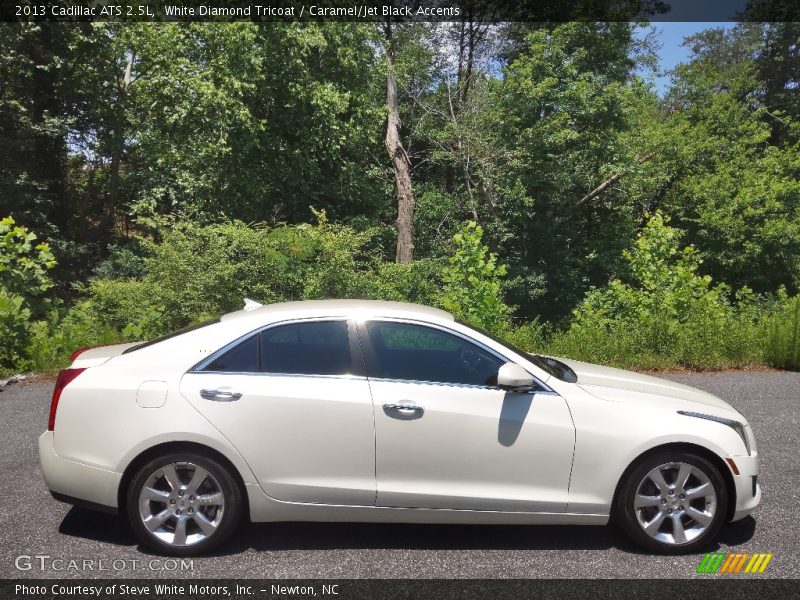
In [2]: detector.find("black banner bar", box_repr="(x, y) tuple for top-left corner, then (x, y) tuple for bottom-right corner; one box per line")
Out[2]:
(2, 0), (800, 23)
(2, 579), (800, 600)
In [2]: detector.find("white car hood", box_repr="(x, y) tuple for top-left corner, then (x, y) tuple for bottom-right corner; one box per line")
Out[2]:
(552, 357), (739, 415)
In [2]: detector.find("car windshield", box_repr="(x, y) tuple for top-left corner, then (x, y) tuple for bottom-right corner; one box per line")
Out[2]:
(456, 320), (577, 382)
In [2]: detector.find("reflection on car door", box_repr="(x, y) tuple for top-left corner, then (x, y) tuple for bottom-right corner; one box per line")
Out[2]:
(180, 319), (376, 506)
(360, 319), (575, 513)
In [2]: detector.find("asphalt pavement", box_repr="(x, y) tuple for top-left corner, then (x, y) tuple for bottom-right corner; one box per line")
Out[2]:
(1, 372), (798, 579)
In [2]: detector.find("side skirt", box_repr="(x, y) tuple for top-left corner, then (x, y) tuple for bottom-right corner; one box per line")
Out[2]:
(245, 484), (608, 525)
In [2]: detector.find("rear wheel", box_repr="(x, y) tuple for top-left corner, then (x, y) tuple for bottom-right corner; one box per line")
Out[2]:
(126, 452), (242, 556)
(614, 451), (728, 554)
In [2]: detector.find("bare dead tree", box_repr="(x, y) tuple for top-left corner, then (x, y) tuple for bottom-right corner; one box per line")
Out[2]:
(88, 50), (135, 241)
(455, 13), (489, 107)
(381, 20), (417, 263)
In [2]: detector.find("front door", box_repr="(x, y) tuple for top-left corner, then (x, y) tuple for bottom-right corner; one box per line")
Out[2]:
(360, 320), (575, 513)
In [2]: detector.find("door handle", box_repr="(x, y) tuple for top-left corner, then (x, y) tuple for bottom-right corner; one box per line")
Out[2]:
(200, 389), (242, 402)
(383, 402), (424, 415)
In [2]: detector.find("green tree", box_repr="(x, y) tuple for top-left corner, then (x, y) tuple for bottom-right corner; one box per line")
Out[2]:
(126, 22), (385, 226)
(0, 23), (81, 245)
(485, 23), (655, 321)
(658, 24), (800, 294)
(441, 221), (513, 332)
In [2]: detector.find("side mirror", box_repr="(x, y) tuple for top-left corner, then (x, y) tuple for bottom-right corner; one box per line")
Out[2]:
(497, 362), (535, 392)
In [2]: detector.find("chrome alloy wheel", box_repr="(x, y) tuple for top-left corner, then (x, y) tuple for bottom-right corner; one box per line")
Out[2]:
(633, 461), (717, 545)
(138, 461), (225, 547)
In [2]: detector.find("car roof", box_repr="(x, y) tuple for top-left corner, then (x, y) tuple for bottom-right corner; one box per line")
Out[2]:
(220, 299), (454, 324)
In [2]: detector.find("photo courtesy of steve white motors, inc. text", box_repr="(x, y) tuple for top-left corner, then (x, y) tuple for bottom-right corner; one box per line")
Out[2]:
(14, 583), (339, 597)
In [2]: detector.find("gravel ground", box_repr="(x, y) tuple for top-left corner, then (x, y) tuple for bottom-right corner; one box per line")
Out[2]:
(1, 372), (798, 579)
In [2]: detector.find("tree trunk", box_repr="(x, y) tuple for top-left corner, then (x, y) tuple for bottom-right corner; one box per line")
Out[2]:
(88, 51), (133, 241)
(383, 23), (416, 263)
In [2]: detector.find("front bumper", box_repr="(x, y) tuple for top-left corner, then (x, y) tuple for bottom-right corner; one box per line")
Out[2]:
(729, 452), (761, 521)
(38, 431), (121, 511)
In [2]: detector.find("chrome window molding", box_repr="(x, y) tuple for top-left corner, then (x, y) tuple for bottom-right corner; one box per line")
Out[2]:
(190, 370), (367, 381)
(366, 375), (559, 393)
(189, 314), (557, 395)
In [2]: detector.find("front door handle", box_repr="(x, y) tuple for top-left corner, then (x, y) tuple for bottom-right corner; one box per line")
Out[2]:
(200, 389), (242, 402)
(383, 402), (424, 416)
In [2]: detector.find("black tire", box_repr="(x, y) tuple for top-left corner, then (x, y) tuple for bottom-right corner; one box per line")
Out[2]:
(126, 451), (243, 556)
(613, 450), (728, 554)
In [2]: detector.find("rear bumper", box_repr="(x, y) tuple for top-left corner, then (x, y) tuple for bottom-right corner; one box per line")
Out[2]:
(38, 431), (121, 511)
(729, 452), (761, 522)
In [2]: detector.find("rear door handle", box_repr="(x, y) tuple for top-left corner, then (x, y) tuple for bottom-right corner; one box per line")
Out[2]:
(200, 389), (242, 402)
(383, 402), (424, 416)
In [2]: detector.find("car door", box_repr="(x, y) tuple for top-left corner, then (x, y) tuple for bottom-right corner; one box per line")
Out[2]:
(360, 319), (575, 513)
(180, 319), (376, 506)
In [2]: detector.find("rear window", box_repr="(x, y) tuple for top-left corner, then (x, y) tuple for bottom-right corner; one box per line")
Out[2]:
(199, 320), (352, 376)
(122, 318), (221, 355)
(261, 321), (351, 375)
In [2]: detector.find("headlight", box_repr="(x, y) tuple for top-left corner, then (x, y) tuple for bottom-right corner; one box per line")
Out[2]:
(677, 410), (751, 455)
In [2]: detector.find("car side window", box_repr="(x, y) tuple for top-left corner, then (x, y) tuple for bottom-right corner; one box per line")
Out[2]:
(365, 321), (505, 387)
(261, 321), (351, 376)
(204, 333), (259, 373)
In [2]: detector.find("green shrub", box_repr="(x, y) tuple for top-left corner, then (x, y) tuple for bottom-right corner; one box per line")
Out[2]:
(558, 213), (765, 370)
(0, 216), (56, 304)
(84, 216), (448, 338)
(86, 221), (314, 335)
(93, 241), (150, 280)
(369, 259), (446, 305)
(25, 212), (787, 375)
(504, 319), (550, 353)
(26, 303), (123, 373)
(764, 292), (800, 370)
(0, 217), (56, 371)
(441, 221), (514, 332)
(0, 289), (31, 371)
(547, 317), (669, 370)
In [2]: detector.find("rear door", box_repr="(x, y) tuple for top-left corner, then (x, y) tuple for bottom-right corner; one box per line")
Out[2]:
(180, 319), (376, 506)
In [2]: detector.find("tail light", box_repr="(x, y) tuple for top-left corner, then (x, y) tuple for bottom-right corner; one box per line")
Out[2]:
(48, 368), (86, 431)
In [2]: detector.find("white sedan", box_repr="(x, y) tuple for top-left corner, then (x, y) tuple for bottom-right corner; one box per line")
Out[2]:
(39, 300), (760, 556)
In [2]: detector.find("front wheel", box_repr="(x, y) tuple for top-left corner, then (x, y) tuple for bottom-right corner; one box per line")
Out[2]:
(126, 452), (243, 556)
(614, 451), (728, 554)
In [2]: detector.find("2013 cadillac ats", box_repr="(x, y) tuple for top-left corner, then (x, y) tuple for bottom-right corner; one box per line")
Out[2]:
(39, 300), (760, 556)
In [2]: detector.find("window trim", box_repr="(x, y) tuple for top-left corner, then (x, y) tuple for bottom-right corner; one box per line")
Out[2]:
(188, 317), (365, 378)
(357, 318), (552, 392)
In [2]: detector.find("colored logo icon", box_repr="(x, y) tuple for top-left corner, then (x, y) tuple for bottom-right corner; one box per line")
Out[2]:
(697, 553), (773, 574)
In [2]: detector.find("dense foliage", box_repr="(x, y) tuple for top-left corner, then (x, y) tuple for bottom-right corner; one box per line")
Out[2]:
(0, 217), (55, 369)
(548, 214), (766, 370)
(1, 20), (799, 373)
